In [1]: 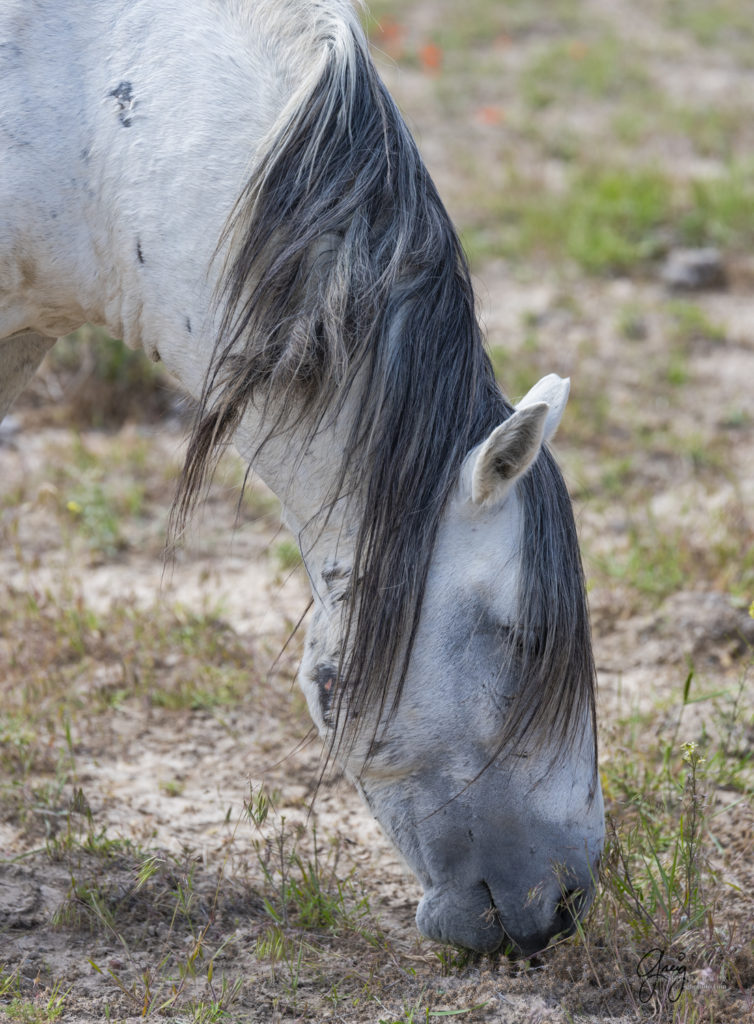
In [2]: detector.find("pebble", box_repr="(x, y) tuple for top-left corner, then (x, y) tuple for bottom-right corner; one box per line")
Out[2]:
(660, 247), (727, 291)
(0, 413), (21, 439)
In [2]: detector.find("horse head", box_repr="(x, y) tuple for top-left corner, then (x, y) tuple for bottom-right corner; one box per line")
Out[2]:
(299, 375), (604, 956)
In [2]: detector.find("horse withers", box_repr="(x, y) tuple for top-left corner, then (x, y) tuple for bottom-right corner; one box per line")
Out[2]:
(0, 0), (604, 955)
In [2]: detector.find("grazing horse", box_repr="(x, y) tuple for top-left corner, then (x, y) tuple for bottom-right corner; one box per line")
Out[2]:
(0, 0), (604, 954)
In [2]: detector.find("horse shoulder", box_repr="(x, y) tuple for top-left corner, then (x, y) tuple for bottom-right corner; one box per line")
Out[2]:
(0, 2), (99, 340)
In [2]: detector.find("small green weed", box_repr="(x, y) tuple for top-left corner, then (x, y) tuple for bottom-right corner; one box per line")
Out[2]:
(159, 778), (184, 797)
(378, 999), (489, 1023)
(598, 455), (636, 498)
(186, 976), (244, 1023)
(606, 742), (711, 947)
(595, 516), (687, 601)
(3, 981), (68, 1023)
(588, 494), (754, 606)
(434, 946), (474, 976)
(54, 847), (247, 1018)
(0, 966), (20, 999)
(664, 104), (751, 161)
(565, 665), (754, 1020)
(245, 786), (372, 932)
(558, 169), (672, 274)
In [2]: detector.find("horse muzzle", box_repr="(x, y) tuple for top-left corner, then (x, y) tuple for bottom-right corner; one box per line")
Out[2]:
(415, 867), (597, 957)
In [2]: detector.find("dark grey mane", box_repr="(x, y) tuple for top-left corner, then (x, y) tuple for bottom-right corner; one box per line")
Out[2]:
(171, 9), (596, 774)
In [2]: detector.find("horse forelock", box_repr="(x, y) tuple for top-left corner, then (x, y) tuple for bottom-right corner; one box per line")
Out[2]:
(172, 0), (595, 775)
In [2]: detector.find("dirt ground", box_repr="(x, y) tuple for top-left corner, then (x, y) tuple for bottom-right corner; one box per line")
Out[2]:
(1, 2), (753, 1022)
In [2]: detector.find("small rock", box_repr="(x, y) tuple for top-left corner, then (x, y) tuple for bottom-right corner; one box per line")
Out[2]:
(0, 873), (41, 927)
(0, 414), (21, 440)
(661, 247), (727, 291)
(661, 591), (754, 657)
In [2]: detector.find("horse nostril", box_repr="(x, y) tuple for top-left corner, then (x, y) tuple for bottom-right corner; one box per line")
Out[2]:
(554, 887), (586, 936)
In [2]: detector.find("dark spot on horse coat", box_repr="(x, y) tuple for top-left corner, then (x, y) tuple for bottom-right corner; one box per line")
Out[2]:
(321, 565), (348, 586)
(19, 257), (36, 289)
(314, 664), (337, 726)
(136, 240), (145, 265)
(185, 317), (192, 334)
(109, 81), (135, 127)
(321, 564), (354, 603)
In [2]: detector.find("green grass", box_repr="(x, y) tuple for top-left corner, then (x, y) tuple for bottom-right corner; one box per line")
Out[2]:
(463, 165), (672, 274)
(1, 969), (69, 1023)
(0, 584), (262, 836)
(55, 849), (246, 1018)
(605, 744), (712, 945)
(678, 166), (754, 250)
(665, 0), (754, 62)
(559, 169), (672, 274)
(559, 666), (754, 1020)
(667, 301), (727, 346)
(245, 786), (373, 934)
(462, 161), (754, 275)
(521, 36), (651, 110)
(2, 785), (410, 1022)
(611, 96), (754, 165)
(366, 0), (583, 49)
(2, 986), (68, 1023)
(587, 496), (754, 606)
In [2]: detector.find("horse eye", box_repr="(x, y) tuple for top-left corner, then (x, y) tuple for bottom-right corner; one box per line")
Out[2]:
(500, 625), (544, 661)
(472, 618), (544, 661)
(516, 631), (546, 660)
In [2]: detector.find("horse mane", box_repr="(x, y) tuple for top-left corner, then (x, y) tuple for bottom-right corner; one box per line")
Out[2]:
(171, 0), (596, 776)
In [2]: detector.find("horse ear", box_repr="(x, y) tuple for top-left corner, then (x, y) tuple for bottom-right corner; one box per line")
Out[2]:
(471, 403), (549, 506)
(515, 373), (570, 443)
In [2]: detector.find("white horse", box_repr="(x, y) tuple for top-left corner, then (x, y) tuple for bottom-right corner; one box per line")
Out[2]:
(0, 0), (604, 955)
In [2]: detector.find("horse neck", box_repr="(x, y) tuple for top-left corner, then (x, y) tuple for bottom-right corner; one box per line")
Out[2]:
(85, 2), (359, 560)
(233, 396), (360, 575)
